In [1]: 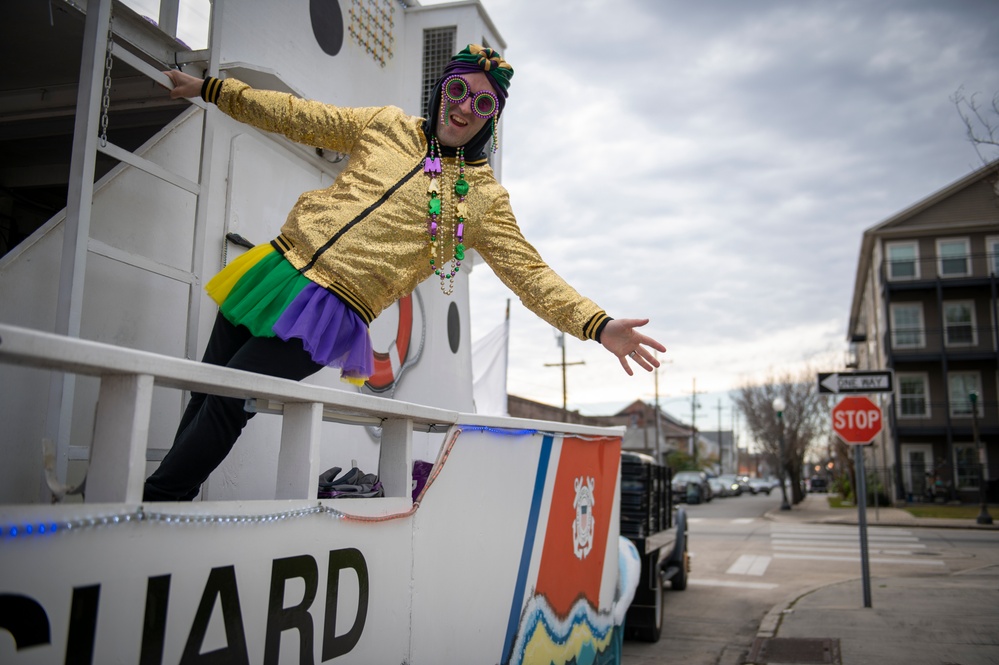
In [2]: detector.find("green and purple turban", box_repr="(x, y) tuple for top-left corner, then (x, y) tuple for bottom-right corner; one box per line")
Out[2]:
(442, 44), (514, 101)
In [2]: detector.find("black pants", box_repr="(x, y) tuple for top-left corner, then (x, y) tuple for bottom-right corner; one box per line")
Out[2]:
(143, 312), (323, 501)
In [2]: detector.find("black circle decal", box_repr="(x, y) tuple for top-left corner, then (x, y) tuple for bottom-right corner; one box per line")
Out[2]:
(447, 302), (460, 354)
(310, 0), (344, 56)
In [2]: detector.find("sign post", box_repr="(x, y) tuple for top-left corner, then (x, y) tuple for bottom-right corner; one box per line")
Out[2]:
(831, 395), (882, 609)
(853, 445), (873, 609)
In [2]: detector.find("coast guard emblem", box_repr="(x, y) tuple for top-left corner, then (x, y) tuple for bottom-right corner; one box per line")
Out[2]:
(572, 476), (596, 560)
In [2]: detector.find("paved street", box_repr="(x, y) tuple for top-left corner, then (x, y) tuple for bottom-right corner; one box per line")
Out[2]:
(622, 492), (999, 665)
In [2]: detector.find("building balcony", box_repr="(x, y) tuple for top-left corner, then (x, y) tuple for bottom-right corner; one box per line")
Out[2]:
(881, 251), (999, 290)
(885, 326), (998, 362)
(893, 399), (999, 436)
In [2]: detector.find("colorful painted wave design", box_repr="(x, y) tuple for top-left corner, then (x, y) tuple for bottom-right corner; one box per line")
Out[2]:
(508, 594), (615, 665)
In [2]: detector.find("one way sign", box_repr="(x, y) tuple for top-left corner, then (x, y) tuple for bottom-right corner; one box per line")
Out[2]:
(818, 371), (894, 394)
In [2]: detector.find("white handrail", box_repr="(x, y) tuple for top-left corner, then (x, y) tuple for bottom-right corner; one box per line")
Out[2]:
(0, 322), (457, 504)
(0, 323), (624, 504)
(0, 323), (457, 424)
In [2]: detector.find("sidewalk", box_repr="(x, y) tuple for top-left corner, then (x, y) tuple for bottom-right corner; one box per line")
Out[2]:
(746, 494), (999, 665)
(764, 491), (999, 531)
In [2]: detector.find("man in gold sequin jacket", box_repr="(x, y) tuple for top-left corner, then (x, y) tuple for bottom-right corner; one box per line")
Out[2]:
(145, 45), (665, 502)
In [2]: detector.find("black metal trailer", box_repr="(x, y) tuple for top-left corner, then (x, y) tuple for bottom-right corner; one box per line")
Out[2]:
(620, 451), (690, 642)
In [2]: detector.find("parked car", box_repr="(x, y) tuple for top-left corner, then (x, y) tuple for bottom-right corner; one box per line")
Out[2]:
(808, 476), (829, 493)
(708, 476), (731, 498)
(717, 474), (745, 496)
(748, 477), (772, 495)
(672, 470), (713, 504)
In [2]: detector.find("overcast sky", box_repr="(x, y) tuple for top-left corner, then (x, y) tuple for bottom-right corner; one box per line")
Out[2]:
(447, 0), (999, 428)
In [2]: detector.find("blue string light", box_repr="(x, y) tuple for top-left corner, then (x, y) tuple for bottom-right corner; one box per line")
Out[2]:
(0, 506), (344, 543)
(459, 424), (539, 436)
(0, 522), (62, 540)
(457, 425), (620, 443)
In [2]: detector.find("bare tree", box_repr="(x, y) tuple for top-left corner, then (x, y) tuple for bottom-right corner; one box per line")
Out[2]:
(733, 370), (829, 504)
(952, 87), (999, 166)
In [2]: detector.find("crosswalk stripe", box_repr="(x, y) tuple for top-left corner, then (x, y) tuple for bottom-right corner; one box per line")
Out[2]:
(773, 552), (944, 566)
(731, 518), (755, 524)
(770, 533), (919, 542)
(771, 538), (926, 548)
(770, 527), (913, 536)
(690, 579), (779, 590)
(772, 544), (924, 555)
(726, 554), (772, 576)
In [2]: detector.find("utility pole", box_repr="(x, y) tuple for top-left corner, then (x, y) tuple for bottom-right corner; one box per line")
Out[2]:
(544, 331), (584, 421)
(717, 399), (723, 474)
(731, 409), (739, 475)
(650, 354), (672, 466)
(690, 378), (702, 462)
(654, 354), (660, 461)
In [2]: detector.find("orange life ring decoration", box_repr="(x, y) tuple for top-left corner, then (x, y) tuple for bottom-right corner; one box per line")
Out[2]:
(365, 294), (414, 393)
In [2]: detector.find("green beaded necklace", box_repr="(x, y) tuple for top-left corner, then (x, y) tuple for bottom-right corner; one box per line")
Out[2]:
(425, 137), (468, 296)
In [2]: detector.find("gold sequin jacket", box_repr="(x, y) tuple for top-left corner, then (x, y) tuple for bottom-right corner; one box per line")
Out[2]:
(204, 77), (610, 341)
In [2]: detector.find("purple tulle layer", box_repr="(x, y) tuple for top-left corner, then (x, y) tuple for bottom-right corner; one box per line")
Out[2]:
(274, 283), (374, 382)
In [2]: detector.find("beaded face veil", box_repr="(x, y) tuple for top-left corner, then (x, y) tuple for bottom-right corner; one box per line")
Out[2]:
(424, 45), (513, 295)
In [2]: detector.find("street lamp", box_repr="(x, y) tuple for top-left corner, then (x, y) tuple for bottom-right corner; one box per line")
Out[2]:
(970, 392), (993, 525)
(772, 397), (791, 511)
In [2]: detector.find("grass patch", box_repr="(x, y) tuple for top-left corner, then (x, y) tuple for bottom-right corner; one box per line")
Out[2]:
(827, 495), (852, 509)
(902, 504), (997, 520)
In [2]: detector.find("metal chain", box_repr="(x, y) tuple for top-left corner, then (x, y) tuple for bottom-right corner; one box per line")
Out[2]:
(99, 12), (114, 148)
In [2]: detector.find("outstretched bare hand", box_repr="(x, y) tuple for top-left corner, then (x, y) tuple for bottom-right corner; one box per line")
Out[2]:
(162, 69), (204, 100)
(600, 318), (667, 375)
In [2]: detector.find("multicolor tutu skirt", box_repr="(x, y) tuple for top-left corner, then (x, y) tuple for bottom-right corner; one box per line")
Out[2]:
(206, 243), (374, 385)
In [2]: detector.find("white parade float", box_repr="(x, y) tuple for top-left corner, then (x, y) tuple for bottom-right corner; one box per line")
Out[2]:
(0, 1), (684, 662)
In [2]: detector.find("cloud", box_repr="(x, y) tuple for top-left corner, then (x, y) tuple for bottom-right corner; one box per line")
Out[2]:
(462, 0), (999, 422)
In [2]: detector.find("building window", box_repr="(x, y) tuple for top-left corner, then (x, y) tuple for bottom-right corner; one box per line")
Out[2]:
(937, 238), (970, 277)
(890, 303), (924, 348)
(897, 374), (930, 418)
(886, 241), (919, 281)
(947, 372), (982, 417)
(421, 27), (457, 118)
(943, 301), (976, 347)
(954, 444), (984, 489)
(988, 236), (999, 277)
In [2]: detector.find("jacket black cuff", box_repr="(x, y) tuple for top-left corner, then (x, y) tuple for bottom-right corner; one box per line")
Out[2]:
(585, 313), (612, 343)
(201, 77), (224, 104)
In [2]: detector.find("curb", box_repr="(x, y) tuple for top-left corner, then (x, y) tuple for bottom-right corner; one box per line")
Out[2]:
(748, 578), (862, 665)
(754, 578), (858, 639)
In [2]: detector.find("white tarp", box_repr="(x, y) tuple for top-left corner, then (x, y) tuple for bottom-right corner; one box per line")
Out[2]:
(471, 316), (509, 416)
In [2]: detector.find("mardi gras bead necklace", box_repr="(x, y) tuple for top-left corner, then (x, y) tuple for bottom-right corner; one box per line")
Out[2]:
(425, 137), (468, 295)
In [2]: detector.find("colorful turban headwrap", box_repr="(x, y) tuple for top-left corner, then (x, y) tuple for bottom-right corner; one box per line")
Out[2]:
(445, 44), (514, 95)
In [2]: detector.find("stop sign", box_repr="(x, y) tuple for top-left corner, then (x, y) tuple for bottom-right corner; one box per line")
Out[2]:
(832, 396), (882, 444)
